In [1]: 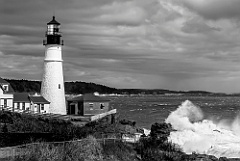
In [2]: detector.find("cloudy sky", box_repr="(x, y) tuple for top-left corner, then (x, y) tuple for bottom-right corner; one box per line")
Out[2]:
(1, 0), (240, 93)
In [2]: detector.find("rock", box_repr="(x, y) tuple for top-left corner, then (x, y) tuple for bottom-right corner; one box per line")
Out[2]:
(181, 154), (240, 161)
(221, 158), (240, 161)
(181, 154), (218, 161)
(219, 157), (229, 161)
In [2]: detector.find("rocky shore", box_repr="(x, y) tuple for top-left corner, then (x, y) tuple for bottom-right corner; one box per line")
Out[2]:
(0, 109), (239, 161)
(142, 122), (240, 161)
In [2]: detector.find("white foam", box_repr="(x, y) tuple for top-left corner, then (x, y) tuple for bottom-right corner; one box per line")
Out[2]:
(166, 100), (240, 158)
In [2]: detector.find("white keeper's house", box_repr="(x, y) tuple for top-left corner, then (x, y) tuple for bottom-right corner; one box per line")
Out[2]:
(0, 77), (14, 110)
(0, 77), (50, 114)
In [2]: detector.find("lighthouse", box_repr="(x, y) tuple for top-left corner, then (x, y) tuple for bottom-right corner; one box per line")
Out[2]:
(41, 16), (66, 114)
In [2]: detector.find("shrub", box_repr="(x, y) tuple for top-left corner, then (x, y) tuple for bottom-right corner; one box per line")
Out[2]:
(119, 119), (136, 126)
(150, 122), (173, 142)
(137, 138), (183, 161)
(136, 122), (183, 161)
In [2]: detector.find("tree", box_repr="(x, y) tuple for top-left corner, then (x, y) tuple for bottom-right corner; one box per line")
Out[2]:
(150, 122), (173, 142)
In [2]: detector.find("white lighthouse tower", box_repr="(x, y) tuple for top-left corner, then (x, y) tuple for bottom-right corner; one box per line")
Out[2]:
(41, 16), (66, 114)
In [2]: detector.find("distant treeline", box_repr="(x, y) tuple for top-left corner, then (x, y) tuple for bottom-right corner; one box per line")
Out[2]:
(4, 78), (227, 96)
(4, 79), (117, 94)
(5, 79), (41, 93)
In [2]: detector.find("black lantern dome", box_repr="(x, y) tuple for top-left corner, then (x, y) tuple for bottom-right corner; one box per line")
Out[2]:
(47, 16), (60, 25)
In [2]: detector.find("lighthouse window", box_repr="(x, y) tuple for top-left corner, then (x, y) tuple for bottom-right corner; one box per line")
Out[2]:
(58, 84), (61, 89)
(47, 25), (54, 34)
(54, 28), (59, 32)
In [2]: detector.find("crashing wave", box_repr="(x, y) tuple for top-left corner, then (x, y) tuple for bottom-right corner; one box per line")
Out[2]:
(166, 100), (240, 158)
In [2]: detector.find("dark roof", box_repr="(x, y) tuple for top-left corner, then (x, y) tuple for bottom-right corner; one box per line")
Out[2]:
(0, 85), (15, 94)
(84, 94), (110, 102)
(0, 77), (15, 93)
(30, 96), (50, 104)
(0, 85), (5, 92)
(0, 77), (8, 84)
(47, 16), (60, 25)
(68, 94), (110, 102)
(13, 93), (30, 102)
(69, 96), (83, 101)
(5, 87), (14, 93)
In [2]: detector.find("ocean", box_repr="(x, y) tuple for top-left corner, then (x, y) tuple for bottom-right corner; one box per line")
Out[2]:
(109, 95), (240, 158)
(109, 95), (240, 128)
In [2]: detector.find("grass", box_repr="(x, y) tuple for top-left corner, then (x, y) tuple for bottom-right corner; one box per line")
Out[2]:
(102, 141), (137, 161)
(0, 110), (124, 147)
(6, 136), (140, 161)
(0, 110), (189, 161)
(11, 136), (103, 161)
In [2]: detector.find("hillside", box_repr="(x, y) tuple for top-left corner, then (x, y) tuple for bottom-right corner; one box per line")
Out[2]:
(4, 78), (219, 96)
(4, 79), (117, 94)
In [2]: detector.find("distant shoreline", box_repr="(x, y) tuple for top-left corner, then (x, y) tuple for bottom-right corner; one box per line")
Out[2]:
(5, 78), (238, 96)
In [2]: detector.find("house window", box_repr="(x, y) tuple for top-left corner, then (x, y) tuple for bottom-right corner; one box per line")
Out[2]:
(89, 103), (93, 110)
(22, 103), (25, 110)
(41, 104), (44, 110)
(100, 103), (104, 109)
(58, 84), (61, 89)
(2, 85), (8, 91)
(4, 99), (7, 108)
(0, 99), (2, 109)
(17, 103), (20, 109)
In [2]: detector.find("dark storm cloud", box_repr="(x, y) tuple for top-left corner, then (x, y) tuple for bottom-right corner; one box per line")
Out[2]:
(2, 0), (240, 92)
(181, 19), (221, 34)
(182, 0), (240, 20)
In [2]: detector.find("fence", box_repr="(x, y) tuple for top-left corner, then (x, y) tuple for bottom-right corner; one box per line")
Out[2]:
(0, 105), (117, 123)
(0, 134), (138, 159)
(90, 109), (116, 121)
(0, 105), (14, 112)
(0, 106), (73, 122)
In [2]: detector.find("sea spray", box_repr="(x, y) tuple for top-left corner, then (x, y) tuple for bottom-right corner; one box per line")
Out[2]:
(166, 100), (240, 158)
(165, 100), (204, 131)
(231, 115), (240, 135)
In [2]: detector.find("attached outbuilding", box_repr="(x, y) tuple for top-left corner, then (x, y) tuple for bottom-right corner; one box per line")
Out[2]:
(67, 93), (110, 116)
(30, 95), (50, 113)
(13, 93), (50, 113)
(13, 93), (31, 112)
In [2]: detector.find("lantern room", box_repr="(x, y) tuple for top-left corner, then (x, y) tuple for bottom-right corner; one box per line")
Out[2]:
(43, 16), (63, 45)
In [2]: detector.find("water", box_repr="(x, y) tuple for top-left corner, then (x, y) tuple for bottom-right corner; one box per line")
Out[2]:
(109, 95), (240, 158)
(166, 100), (240, 158)
(109, 95), (240, 129)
